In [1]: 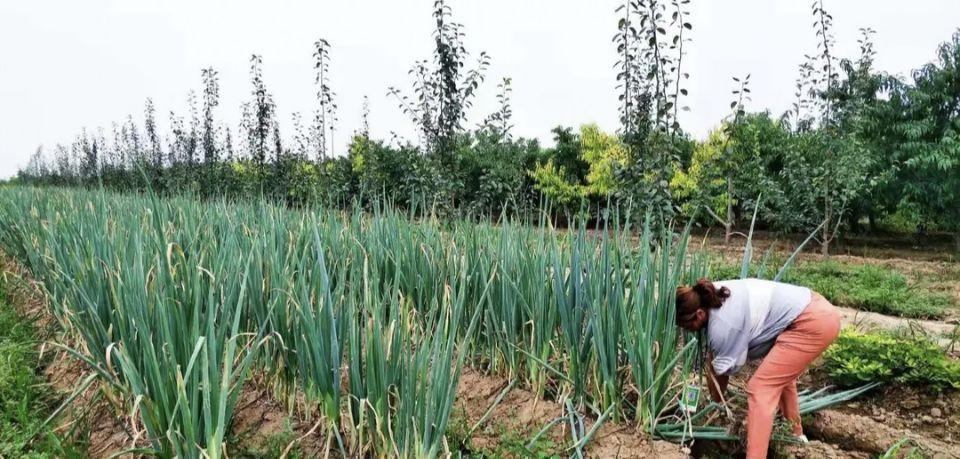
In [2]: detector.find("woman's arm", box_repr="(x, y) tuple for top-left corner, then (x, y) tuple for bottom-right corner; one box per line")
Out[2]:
(705, 355), (729, 403)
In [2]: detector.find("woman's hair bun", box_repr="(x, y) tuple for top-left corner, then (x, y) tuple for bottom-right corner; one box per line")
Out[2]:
(692, 278), (729, 309)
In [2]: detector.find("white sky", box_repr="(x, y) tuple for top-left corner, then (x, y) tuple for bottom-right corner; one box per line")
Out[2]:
(1, 0), (958, 179)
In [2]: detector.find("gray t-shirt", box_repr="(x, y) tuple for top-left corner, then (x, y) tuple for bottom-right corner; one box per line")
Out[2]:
(707, 278), (811, 375)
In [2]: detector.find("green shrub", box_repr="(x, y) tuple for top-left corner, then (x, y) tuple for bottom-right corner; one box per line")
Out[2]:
(823, 328), (960, 392)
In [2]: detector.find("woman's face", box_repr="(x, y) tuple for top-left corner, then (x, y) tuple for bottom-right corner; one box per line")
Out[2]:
(685, 308), (708, 331)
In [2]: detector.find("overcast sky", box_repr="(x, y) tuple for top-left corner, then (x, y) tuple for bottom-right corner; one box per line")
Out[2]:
(1, 0), (958, 178)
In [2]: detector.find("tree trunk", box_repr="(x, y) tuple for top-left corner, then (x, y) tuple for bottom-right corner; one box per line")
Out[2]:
(821, 199), (832, 256)
(725, 175), (734, 245)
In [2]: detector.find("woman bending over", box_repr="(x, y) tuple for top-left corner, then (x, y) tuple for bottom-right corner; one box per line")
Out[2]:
(675, 278), (841, 458)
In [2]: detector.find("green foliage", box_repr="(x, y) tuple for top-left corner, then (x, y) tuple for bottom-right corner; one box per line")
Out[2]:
(890, 31), (960, 237)
(670, 129), (729, 220)
(446, 411), (560, 458)
(0, 286), (74, 458)
(14, 3), (960, 249)
(228, 419), (300, 459)
(782, 261), (954, 319)
(0, 187), (705, 455)
(530, 124), (628, 212)
(580, 124), (628, 196)
(458, 131), (540, 215)
(824, 328), (960, 392)
(879, 438), (924, 459)
(530, 159), (587, 206)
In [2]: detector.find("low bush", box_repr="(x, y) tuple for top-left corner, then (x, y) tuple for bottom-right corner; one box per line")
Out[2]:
(823, 328), (960, 392)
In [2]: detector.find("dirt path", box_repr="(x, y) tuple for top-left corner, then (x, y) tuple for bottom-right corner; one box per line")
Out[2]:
(838, 305), (959, 347)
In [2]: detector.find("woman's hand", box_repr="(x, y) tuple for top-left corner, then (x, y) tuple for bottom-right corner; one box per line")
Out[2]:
(705, 355), (729, 404)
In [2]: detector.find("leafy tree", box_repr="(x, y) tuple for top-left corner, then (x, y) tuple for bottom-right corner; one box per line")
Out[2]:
(144, 98), (163, 169)
(22, 145), (47, 181)
(185, 90), (200, 166)
(613, 0), (691, 223)
(530, 160), (588, 210)
(168, 111), (185, 166)
(247, 54), (275, 179)
(223, 128), (235, 162)
(290, 112), (309, 160)
(123, 115), (142, 167)
(547, 126), (588, 182)
(891, 31), (960, 250)
(530, 126), (585, 212)
(52, 143), (72, 183)
(531, 124), (626, 216)
(387, 0), (490, 207)
(673, 75), (752, 243)
(312, 38), (337, 160)
(580, 124), (628, 196)
(74, 130), (96, 182)
(458, 130), (540, 216)
(201, 68), (220, 164)
(480, 77), (513, 141)
(828, 28), (894, 232)
(796, 0), (872, 254)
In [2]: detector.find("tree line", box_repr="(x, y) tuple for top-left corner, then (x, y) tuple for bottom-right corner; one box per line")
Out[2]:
(14, 0), (960, 253)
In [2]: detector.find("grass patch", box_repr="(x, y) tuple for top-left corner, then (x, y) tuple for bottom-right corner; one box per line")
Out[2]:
(227, 418), (300, 458)
(0, 286), (75, 457)
(710, 258), (956, 319)
(784, 261), (953, 319)
(446, 408), (560, 458)
(823, 328), (960, 392)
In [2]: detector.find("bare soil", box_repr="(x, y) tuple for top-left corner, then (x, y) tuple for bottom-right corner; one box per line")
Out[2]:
(807, 409), (959, 457)
(825, 384), (960, 452)
(454, 367), (688, 458)
(1, 254), (146, 457)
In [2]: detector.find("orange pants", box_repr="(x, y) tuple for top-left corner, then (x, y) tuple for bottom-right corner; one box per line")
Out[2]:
(745, 293), (840, 459)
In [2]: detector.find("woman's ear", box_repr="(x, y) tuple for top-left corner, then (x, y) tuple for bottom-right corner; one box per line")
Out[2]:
(695, 308), (707, 329)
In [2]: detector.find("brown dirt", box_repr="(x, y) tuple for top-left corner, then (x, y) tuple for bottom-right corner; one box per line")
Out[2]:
(455, 367), (688, 458)
(779, 440), (872, 459)
(721, 360), (960, 458)
(808, 410), (960, 458)
(228, 378), (334, 458)
(830, 385), (960, 447)
(454, 366), (955, 458)
(1, 253), (143, 458)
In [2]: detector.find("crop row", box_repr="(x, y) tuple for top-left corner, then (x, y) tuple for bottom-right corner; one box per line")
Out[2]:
(0, 187), (704, 458)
